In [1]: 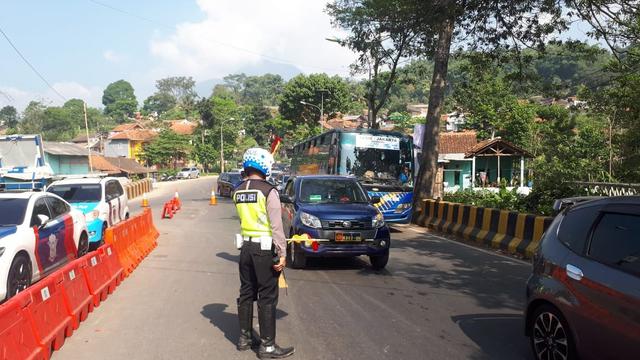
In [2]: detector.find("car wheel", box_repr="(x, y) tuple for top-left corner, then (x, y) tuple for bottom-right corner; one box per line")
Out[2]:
(290, 241), (306, 269)
(7, 254), (31, 299)
(369, 253), (389, 270)
(530, 304), (576, 360)
(77, 232), (89, 257)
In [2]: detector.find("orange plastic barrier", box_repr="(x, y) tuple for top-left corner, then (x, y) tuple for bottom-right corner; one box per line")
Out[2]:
(22, 275), (73, 353)
(98, 244), (125, 287)
(0, 293), (45, 360)
(162, 201), (174, 219)
(105, 208), (159, 276)
(58, 260), (94, 330)
(81, 252), (112, 307)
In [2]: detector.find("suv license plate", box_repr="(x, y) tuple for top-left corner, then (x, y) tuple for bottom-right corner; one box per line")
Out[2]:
(335, 232), (361, 242)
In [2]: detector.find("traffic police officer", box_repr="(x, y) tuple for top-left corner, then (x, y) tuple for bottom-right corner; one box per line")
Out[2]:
(234, 148), (294, 359)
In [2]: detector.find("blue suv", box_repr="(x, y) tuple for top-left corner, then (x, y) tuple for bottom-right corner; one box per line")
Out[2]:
(280, 175), (391, 269)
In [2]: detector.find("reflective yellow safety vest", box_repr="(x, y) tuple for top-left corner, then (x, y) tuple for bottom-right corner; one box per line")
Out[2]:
(233, 180), (275, 238)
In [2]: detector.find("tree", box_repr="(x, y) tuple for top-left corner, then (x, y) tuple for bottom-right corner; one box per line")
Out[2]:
(155, 76), (197, 118)
(328, 1), (417, 128)
(243, 104), (274, 146)
(20, 101), (47, 135)
(278, 73), (351, 125)
(143, 93), (176, 116)
(0, 105), (18, 129)
(140, 129), (191, 169)
(102, 80), (138, 123)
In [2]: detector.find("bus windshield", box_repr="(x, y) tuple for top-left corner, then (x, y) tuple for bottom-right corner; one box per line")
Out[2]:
(339, 132), (413, 185)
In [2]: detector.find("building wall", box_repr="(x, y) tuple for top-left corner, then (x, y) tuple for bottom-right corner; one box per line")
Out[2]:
(443, 160), (472, 189)
(104, 139), (129, 158)
(473, 156), (517, 185)
(45, 154), (90, 175)
(130, 140), (144, 162)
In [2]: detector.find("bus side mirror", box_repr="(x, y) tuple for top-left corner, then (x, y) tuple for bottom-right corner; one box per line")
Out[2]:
(370, 196), (381, 205)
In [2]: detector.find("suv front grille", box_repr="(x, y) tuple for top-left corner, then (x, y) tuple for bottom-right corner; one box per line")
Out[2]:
(322, 220), (371, 230)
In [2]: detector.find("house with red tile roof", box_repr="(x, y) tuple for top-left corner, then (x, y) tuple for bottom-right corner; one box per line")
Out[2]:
(104, 128), (157, 163)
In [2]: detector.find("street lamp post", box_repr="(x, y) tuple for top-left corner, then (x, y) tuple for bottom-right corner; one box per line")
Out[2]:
(220, 117), (234, 173)
(300, 89), (329, 123)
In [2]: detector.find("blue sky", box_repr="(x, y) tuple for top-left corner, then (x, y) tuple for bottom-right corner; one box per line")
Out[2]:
(1, 1), (595, 111)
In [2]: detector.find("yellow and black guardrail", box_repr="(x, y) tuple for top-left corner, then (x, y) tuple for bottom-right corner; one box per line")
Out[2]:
(414, 199), (553, 259)
(124, 178), (152, 199)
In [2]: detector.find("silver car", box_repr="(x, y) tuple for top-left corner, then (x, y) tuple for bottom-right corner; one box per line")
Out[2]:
(177, 167), (200, 179)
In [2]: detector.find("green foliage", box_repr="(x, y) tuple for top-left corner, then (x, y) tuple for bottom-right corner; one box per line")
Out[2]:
(18, 99), (105, 141)
(102, 80), (137, 122)
(278, 73), (352, 126)
(0, 105), (18, 129)
(444, 186), (529, 213)
(191, 142), (217, 172)
(143, 92), (176, 115)
(154, 76), (197, 118)
(243, 105), (273, 146)
(140, 130), (191, 168)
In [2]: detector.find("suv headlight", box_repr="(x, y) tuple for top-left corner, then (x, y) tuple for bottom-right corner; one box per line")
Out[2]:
(300, 212), (322, 229)
(85, 209), (100, 222)
(372, 212), (385, 228)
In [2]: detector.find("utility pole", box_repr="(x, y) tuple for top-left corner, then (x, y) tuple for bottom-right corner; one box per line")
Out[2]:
(83, 100), (93, 173)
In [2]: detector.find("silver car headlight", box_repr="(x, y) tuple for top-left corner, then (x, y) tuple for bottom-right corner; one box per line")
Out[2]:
(300, 212), (322, 229)
(372, 212), (385, 228)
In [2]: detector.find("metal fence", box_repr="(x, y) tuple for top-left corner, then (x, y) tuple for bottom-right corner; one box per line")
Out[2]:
(573, 181), (640, 197)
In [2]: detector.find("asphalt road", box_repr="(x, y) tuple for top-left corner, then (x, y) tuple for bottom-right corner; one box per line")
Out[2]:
(55, 176), (534, 360)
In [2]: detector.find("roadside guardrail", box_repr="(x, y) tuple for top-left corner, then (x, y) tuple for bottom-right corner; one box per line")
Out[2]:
(124, 178), (152, 200)
(414, 199), (553, 259)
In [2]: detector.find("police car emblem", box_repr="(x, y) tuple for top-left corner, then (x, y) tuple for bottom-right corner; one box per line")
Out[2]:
(48, 233), (58, 262)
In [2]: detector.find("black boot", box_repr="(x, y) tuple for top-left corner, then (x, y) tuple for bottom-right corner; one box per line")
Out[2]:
(258, 304), (294, 359)
(237, 302), (258, 351)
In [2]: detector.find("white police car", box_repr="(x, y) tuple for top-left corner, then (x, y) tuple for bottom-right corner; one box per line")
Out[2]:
(0, 191), (89, 300)
(47, 177), (129, 249)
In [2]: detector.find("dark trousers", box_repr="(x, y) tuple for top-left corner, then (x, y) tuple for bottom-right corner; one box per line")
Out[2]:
(238, 241), (279, 308)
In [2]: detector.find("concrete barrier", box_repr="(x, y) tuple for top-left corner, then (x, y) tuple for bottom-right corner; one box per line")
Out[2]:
(413, 199), (553, 258)
(124, 178), (152, 200)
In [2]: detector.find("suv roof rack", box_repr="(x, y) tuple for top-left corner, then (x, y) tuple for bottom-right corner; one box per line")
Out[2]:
(553, 196), (602, 212)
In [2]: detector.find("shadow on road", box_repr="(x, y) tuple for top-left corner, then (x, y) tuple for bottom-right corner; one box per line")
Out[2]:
(216, 252), (239, 263)
(390, 233), (530, 311)
(451, 313), (533, 360)
(201, 303), (289, 347)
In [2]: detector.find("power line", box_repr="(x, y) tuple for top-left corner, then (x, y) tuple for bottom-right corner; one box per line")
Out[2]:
(87, 0), (347, 73)
(0, 26), (67, 101)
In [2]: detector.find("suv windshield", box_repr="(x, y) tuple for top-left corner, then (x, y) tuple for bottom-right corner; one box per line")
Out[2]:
(48, 184), (102, 203)
(229, 173), (242, 184)
(0, 198), (28, 226)
(299, 179), (368, 204)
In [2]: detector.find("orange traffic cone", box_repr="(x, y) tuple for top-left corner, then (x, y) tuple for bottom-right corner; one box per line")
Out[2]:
(174, 190), (181, 210)
(142, 193), (149, 207)
(210, 189), (217, 205)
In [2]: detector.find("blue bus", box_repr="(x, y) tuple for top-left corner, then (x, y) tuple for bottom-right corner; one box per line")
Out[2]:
(290, 129), (414, 223)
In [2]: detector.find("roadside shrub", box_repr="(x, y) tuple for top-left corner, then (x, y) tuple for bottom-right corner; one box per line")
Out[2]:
(444, 186), (530, 213)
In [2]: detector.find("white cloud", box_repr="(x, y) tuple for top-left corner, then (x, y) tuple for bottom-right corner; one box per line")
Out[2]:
(149, 0), (356, 80)
(103, 50), (126, 63)
(0, 82), (103, 112)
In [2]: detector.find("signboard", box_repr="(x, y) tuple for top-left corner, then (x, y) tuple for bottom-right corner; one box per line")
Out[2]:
(355, 134), (400, 151)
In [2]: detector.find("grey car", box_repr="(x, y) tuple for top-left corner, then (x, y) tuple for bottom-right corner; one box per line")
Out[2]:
(525, 196), (640, 360)
(177, 167), (200, 179)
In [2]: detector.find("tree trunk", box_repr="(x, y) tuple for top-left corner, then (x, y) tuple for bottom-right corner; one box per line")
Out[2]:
(412, 17), (455, 215)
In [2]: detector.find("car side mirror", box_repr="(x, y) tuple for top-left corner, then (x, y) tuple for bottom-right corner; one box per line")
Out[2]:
(37, 214), (50, 228)
(280, 194), (293, 204)
(370, 196), (381, 204)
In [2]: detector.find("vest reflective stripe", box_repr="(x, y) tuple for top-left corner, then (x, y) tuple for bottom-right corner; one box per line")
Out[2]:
(234, 188), (272, 238)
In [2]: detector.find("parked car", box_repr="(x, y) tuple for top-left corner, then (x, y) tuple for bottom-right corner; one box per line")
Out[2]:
(280, 175), (390, 269)
(217, 171), (243, 197)
(177, 167), (200, 179)
(47, 177), (129, 249)
(525, 196), (640, 360)
(0, 191), (89, 300)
